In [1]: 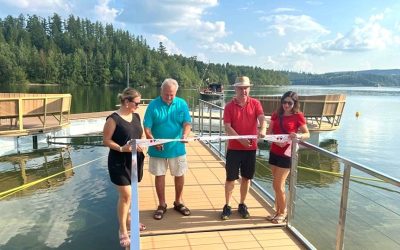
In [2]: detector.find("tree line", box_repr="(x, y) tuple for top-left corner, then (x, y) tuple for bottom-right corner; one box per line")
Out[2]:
(286, 70), (400, 87)
(0, 13), (290, 87)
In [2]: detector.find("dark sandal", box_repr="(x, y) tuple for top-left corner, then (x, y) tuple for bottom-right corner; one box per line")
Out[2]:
(173, 202), (191, 216)
(153, 204), (167, 220)
(271, 215), (287, 224)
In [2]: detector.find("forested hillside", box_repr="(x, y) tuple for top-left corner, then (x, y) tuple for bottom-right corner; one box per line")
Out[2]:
(0, 14), (289, 87)
(287, 70), (400, 86)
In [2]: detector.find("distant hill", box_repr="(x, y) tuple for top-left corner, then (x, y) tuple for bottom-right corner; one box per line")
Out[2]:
(350, 69), (400, 76)
(286, 69), (400, 86)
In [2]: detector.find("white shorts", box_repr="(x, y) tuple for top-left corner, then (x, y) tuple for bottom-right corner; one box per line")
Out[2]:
(148, 155), (188, 177)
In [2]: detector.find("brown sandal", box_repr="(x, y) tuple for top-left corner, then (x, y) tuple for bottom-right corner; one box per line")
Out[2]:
(153, 204), (167, 220)
(266, 214), (277, 221)
(173, 202), (191, 216)
(271, 215), (287, 224)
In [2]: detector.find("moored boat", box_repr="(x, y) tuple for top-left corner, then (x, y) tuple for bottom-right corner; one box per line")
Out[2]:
(199, 82), (224, 100)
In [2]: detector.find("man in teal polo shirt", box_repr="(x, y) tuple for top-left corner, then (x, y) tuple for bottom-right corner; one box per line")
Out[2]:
(144, 78), (192, 220)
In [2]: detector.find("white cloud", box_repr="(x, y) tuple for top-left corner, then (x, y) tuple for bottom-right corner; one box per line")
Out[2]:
(189, 20), (227, 42)
(293, 59), (314, 72)
(113, 0), (232, 51)
(254, 10), (266, 15)
(117, 0), (220, 33)
(327, 13), (400, 51)
(305, 1), (323, 6)
(202, 41), (256, 55)
(283, 42), (328, 57)
(195, 52), (208, 62)
(260, 14), (330, 36)
(264, 56), (281, 69)
(151, 34), (183, 55)
(264, 54), (315, 72)
(278, 11), (400, 60)
(0, 0), (72, 12)
(272, 8), (297, 13)
(395, 21), (400, 31)
(94, 0), (120, 23)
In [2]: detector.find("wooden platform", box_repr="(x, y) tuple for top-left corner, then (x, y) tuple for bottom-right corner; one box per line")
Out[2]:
(138, 141), (306, 249)
(0, 93), (71, 136)
(259, 94), (346, 131)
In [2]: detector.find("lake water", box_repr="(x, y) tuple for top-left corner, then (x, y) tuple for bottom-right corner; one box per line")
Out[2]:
(0, 84), (399, 249)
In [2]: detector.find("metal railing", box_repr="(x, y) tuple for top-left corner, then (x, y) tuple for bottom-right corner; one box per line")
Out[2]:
(289, 141), (400, 250)
(194, 100), (225, 158)
(193, 99), (400, 250)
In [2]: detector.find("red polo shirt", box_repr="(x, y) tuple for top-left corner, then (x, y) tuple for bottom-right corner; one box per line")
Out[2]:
(224, 97), (264, 150)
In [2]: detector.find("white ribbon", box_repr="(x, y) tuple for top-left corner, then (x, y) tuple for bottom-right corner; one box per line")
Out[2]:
(132, 134), (290, 147)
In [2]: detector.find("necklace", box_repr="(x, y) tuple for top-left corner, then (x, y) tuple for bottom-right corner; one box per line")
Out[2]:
(117, 109), (132, 122)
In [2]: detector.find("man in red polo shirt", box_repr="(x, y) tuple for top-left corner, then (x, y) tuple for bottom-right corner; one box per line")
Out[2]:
(221, 76), (266, 220)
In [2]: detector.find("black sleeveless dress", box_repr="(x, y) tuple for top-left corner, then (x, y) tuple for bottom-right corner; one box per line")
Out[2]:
(107, 112), (144, 186)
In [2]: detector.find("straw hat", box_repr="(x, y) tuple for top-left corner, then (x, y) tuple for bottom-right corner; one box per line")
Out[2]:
(233, 76), (252, 87)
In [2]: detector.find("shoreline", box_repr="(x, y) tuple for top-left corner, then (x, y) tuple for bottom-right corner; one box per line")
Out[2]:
(28, 83), (60, 86)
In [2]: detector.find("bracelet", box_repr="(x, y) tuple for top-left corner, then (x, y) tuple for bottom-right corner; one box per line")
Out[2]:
(119, 146), (123, 152)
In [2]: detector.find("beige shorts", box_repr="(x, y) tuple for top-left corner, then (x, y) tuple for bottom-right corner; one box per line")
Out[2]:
(148, 155), (188, 177)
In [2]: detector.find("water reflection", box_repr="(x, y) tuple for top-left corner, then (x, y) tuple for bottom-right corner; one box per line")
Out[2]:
(0, 145), (114, 249)
(0, 147), (73, 199)
(297, 139), (341, 187)
(256, 138), (342, 187)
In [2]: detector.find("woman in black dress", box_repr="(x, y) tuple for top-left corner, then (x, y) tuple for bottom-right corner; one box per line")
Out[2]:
(103, 88), (145, 248)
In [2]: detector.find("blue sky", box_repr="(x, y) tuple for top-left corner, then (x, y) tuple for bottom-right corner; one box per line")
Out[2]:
(1, 0), (399, 73)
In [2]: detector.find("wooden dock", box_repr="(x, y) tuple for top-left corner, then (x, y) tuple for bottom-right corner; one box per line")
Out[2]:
(138, 140), (306, 249)
(0, 93), (71, 136)
(258, 94), (346, 131)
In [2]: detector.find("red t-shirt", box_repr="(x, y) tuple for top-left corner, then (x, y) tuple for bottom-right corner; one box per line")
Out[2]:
(224, 97), (264, 150)
(270, 112), (306, 156)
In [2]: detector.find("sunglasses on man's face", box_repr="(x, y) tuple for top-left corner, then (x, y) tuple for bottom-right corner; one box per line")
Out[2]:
(282, 100), (294, 106)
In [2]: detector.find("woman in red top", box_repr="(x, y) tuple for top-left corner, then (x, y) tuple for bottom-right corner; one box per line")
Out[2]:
(266, 91), (309, 223)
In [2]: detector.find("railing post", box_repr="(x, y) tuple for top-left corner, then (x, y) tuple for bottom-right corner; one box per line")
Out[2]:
(208, 106), (212, 137)
(18, 98), (23, 131)
(43, 98), (48, 128)
(287, 138), (299, 225)
(336, 163), (351, 250)
(219, 108), (222, 157)
(200, 101), (203, 136)
(60, 97), (64, 125)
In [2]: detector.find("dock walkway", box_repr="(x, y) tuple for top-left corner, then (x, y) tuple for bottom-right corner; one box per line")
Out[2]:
(0, 105), (307, 249)
(138, 141), (305, 249)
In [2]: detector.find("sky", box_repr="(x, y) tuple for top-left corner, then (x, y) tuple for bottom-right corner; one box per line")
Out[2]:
(0, 0), (399, 73)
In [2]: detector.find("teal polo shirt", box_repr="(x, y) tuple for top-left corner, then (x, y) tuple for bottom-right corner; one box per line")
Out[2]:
(144, 96), (191, 158)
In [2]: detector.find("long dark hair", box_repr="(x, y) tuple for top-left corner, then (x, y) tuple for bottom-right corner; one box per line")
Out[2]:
(277, 91), (300, 115)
